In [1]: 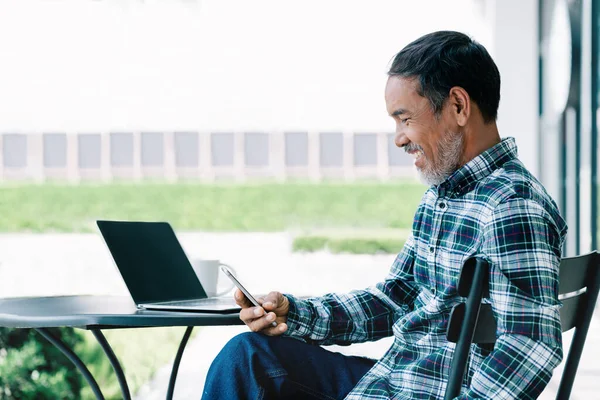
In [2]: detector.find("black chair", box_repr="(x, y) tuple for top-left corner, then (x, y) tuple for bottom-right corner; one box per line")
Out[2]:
(444, 252), (600, 400)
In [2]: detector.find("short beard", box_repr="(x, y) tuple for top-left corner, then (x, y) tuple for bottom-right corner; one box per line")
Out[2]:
(416, 130), (464, 186)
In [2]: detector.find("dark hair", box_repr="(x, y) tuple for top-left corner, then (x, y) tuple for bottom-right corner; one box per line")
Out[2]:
(388, 31), (500, 123)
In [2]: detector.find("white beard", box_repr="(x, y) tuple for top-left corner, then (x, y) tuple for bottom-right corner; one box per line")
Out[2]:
(415, 130), (464, 186)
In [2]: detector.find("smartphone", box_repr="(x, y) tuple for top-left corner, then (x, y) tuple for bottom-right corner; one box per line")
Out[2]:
(221, 265), (276, 326)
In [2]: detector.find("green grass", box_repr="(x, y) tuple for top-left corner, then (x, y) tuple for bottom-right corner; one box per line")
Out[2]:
(76, 327), (194, 399)
(293, 236), (330, 252)
(293, 228), (409, 254)
(0, 182), (423, 393)
(0, 182), (425, 232)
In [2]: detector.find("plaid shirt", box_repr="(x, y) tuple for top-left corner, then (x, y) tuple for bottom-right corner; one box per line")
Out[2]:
(284, 138), (567, 399)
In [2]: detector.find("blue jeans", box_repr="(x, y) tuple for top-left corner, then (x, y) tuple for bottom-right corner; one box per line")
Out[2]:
(202, 332), (376, 399)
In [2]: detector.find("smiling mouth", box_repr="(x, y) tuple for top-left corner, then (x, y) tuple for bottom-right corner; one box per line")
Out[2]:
(405, 145), (424, 161)
(412, 150), (423, 160)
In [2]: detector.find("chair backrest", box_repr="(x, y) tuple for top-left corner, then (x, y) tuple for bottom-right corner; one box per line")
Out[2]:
(444, 251), (600, 400)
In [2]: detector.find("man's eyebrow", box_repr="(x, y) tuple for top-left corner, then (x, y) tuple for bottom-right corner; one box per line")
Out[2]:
(390, 108), (409, 117)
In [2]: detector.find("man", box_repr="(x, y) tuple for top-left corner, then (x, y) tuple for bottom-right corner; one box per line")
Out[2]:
(203, 31), (567, 399)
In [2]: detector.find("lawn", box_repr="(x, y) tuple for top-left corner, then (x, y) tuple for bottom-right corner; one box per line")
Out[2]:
(292, 228), (409, 254)
(0, 181), (424, 398)
(0, 181), (425, 233)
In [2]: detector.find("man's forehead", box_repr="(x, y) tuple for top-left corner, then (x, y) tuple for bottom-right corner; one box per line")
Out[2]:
(386, 76), (420, 96)
(385, 76), (421, 112)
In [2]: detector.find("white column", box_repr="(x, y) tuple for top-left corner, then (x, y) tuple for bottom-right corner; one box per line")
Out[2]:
(578, 0), (593, 253)
(343, 131), (355, 181)
(66, 133), (79, 183)
(487, 0), (539, 177)
(100, 132), (112, 182)
(377, 132), (390, 181)
(234, 131), (245, 182)
(307, 131), (321, 182)
(199, 132), (214, 181)
(271, 131), (286, 182)
(164, 131), (177, 183)
(28, 133), (44, 183)
(0, 134), (3, 181)
(565, 108), (578, 257)
(132, 131), (142, 181)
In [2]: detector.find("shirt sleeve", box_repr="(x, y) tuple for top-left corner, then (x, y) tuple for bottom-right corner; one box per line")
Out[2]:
(283, 233), (421, 346)
(459, 198), (565, 399)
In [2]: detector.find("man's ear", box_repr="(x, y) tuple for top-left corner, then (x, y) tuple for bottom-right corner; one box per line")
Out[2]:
(448, 86), (470, 126)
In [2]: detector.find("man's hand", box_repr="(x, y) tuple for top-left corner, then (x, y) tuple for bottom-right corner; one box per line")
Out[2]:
(235, 289), (289, 336)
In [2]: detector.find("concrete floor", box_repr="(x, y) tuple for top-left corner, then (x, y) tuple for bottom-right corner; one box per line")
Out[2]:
(0, 232), (597, 399)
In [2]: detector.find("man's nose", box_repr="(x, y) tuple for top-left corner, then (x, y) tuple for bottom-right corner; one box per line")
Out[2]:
(394, 133), (408, 148)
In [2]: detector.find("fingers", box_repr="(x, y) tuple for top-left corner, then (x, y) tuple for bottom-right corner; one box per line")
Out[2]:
(239, 305), (265, 323)
(237, 290), (289, 335)
(234, 289), (254, 308)
(240, 309), (280, 332)
(262, 322), (288, 336)
(237, 290), (284, 312)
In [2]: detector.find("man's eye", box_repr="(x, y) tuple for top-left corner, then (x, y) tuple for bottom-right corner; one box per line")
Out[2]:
(401, 118), (409, 124)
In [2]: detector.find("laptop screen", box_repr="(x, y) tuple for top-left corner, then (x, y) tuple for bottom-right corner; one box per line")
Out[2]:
(97, 220), (208, 304)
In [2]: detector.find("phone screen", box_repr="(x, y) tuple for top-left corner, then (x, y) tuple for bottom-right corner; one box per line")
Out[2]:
(221, 266), (276, 326)
(221, 266), (260, 305)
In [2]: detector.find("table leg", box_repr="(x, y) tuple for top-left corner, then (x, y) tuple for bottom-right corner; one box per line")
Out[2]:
(35, 328), (105, 400)
(166, 326), (194, 400)
(91, 329), (132, 400)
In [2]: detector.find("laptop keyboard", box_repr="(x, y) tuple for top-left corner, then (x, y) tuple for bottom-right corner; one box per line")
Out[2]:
(157, 298), (237, 307)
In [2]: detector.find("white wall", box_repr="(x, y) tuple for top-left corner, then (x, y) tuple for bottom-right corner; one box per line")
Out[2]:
(0, 0), (490, 133)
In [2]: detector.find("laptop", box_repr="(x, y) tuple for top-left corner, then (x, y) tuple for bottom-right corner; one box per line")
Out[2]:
(97, 220), (241, 313)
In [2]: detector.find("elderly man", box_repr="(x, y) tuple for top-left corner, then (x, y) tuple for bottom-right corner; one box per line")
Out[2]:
(202, 30), (567, 399)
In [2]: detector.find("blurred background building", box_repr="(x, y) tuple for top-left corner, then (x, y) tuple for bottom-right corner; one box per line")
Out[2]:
(0, 0), (597, 255)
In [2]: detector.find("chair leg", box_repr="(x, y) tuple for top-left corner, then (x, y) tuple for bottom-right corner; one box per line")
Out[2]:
(555, 270), (600, 400)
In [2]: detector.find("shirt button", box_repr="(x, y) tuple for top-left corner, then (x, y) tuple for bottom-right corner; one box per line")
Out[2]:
(438, 202), (446, 209)
(431, 288), (437, 296)
(429, 246), (435, 253)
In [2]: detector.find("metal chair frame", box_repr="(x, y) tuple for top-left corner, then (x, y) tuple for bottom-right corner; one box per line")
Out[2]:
(444, 251), (600, 400)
